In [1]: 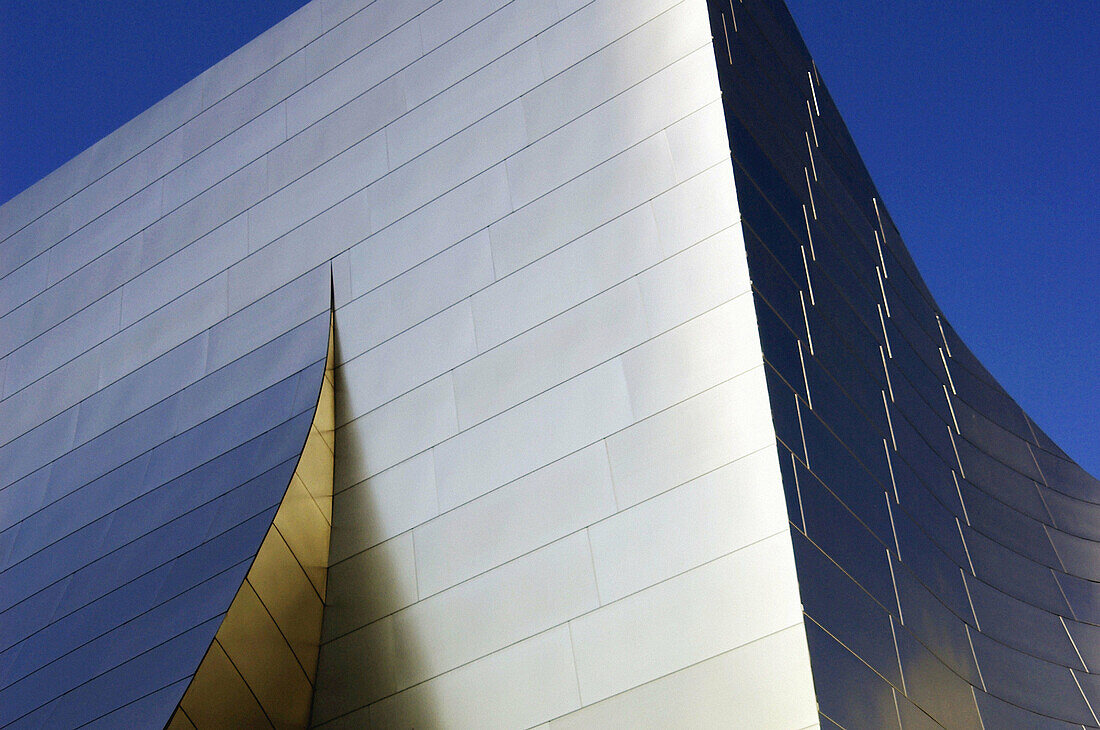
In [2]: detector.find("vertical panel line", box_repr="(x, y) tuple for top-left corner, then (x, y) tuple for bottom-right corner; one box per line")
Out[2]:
(805, 132), (818, 181)
(796, 395), (810, 467)
(938, 348), (956, 394)
(953, 470), (971, 525)
(875, 229), (888, 278)
(1071, 669), (1100, 727)
(882, 390), (897, 451)
(876, 266), (891, 317)
(799, 290), (814, 355)
(956, 518), (976, 575)
(793, 452), (807, 534)
(880, 346), (895, 403)
(804, 167), (817, 219)
(802, 204), (816, 260)
(798, 340), (813, 410)
(801, 245), (815, 305)
(965, 627), (987, 692)
(935, 314), (953, 357)
(883, 440), (899, 503)
(720, 14), (733, 65)
(878, 304), (893, 358)
(1062, 615), (1090, 672)
(886, 496), (902, 560)
(943, 385), (960, 434)
(961, 570), (981, 630)
(948, 427), (965, 478)
(887, 550), (904, 624)
(889, 616), (907, 695)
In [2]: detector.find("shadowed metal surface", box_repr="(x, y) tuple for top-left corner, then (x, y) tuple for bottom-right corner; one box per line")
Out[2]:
(0, 277), (330, 728)
(1, 0), (1095, 726)
(167, 317), (334, 730)
(706, 0), (1100, 726)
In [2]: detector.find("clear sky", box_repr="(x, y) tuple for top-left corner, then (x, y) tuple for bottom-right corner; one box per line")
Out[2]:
(1, 0), (1096, 474)
(784, 0), (1099, 475)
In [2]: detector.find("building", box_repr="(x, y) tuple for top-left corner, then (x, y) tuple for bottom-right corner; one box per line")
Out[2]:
(1, 0), (1097, 727)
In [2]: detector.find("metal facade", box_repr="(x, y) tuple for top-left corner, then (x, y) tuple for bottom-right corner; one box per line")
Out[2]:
(707, 0), (1100, 727)
(0, 0), (1095, 727)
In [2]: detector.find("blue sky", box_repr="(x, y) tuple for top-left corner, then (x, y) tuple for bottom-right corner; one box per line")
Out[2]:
(785, 0), (1099, 475)
(1, 0), (1096, 474)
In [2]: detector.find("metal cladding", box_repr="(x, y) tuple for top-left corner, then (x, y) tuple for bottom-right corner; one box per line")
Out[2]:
(168, 322), (335, 729)
(0, 284), (330, 728)
(0, 0), (1097, 727)
(706, 0), (1100, 727)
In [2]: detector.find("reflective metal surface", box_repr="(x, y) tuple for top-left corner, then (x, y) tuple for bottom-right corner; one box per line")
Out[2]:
(0, 284), (330, 728)
(706, 0), (1100, 726)
(169, 317), (334, 729)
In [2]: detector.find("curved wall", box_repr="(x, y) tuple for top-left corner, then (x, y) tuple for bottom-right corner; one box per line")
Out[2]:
(0, 0), (819, 727)
(2, 0), (1094, 727)
(168, 322), (335, 729)
(705, 1), (1100, 727)
(0, 291), (330, 728)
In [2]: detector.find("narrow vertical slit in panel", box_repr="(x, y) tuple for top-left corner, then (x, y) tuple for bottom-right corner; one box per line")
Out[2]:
(892, 689), (903, 730)
(804, 167), (817, 219)
(1034, 483), (1057, 527)
(961, 570), (981, 630)
(812, 59), (821, 86)
(807, 71), (820, 115)
(935, 314), (953, 357)
(889, 616), (907, 695)
(939, 347), (956, 394)
(876, 266), (891, 317)
(1054, 568), (1080, 621)
(798, 340), (813, 409)
(883, 439), (899, 503)
(956, 518), (975, 575)
(1062, 616), (1090, 672)
(953, 471), (971, 525)
(728, 0), (738, 32)
(801, 245), (815, 305)
(805, 132), (818, 181)
(800, 290), (814, 355)
(887, 549), (904, 623)
(802, 204), (816, 260)
(882, 390), (897, 451)
(806, 100), (819, 147)
(720, 14), (733, 65)
(1026, 442), (1049, 486)
(796, 396), (810, 467)
(875, 229), (888, 278)
(878, 304), (893, 358)
(793, 452), (807, 534)
(873, 197), (887, 250)
(972, 688), (988, 730)
(880, 346), (895, 402)
(943, 385), (960, 434)
(1072, 670), (1100, 727)
(886, 495), (902, 560)
(965, 626), (987, 692)
(1043, 524), (1069, 574)
(948, 427), (965, 478)
(1024, 413), (1043, 448)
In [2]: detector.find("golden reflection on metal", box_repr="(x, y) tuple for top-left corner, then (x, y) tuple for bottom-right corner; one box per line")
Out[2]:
(168, 317), (335, 729)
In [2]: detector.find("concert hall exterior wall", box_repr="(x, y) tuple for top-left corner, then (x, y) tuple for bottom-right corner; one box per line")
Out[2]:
(705, 0), (1100, 727)
(0, 0), (821, 727)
